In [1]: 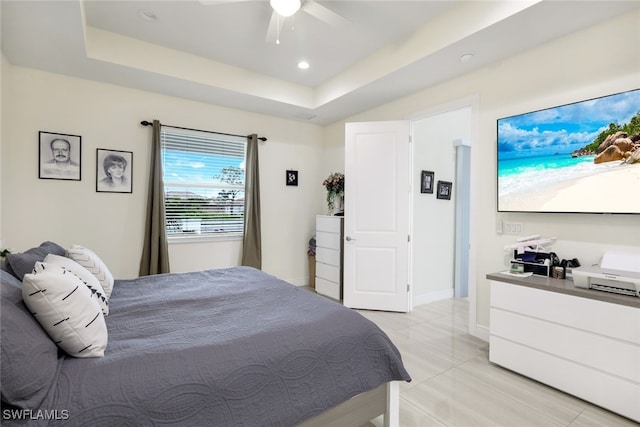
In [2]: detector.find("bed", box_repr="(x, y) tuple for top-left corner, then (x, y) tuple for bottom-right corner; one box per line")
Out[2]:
(1, 242), (411, 426)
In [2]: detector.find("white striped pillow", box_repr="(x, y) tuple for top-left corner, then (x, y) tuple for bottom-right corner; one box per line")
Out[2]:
(41, 254), (109, 315)
(66, 245), (114, 299)
(22, 267), (108, 358)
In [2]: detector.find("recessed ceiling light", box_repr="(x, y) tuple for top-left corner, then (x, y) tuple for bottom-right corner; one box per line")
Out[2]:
(460, 53), (474, 63)
(137, 9), (158, 22)
(298, 60), (310, 70)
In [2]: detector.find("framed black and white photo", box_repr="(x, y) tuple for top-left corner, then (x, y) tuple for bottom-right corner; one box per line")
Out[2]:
(39, 131), (81, 181)
(96, 149), (133, 193)
(420, 170), (434, 194)
(436, 180), (452, 200)
(286, 170), (298, 186)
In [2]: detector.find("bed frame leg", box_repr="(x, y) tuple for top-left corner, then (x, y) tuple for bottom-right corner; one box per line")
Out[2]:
(384, 381), (400, 427)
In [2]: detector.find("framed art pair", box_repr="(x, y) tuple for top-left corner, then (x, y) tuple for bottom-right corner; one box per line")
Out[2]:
(38, 131), (132, 193)
(420, 170), (452, 200)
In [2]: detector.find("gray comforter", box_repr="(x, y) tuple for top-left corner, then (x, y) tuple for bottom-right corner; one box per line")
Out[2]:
(28, 267), (410, 426)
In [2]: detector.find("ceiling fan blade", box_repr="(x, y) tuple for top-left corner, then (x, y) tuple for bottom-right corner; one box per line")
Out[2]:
(265, 10), (286, 44)
(301, 0), (349, 26)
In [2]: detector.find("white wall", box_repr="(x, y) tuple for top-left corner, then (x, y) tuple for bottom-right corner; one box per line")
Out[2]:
(324, 11), (640, 331)
(1, 0), (4, 249)
(1, 64), (325, 284)
(0, 54), (4, 252)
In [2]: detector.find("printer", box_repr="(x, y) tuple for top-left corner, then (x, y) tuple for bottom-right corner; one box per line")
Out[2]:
(572, 250), (640, 298)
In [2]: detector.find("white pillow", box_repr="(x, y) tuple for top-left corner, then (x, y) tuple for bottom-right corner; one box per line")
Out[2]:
(66, 245), (114, 299)
(41, 254), (109, 315)
(22, 267), (108, 358)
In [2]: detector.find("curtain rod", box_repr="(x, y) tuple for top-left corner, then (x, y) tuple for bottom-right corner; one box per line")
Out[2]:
(140, 120), (267, 142)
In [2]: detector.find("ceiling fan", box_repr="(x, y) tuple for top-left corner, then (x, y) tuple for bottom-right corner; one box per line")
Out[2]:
(200, 0), (350, 44)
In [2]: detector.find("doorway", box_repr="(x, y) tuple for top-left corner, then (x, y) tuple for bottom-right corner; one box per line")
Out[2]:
(341, 97), (477, 325)
(410, 105), (472, 305)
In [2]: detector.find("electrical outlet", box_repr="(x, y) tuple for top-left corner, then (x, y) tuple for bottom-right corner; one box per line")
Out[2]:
(504, 222), (523, 234)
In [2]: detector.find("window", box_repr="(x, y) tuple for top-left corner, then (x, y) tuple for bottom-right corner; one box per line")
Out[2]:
(161, 128), (246, 238)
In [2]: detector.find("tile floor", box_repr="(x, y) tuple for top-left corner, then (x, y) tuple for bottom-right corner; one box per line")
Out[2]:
(354, 298), (637, 427)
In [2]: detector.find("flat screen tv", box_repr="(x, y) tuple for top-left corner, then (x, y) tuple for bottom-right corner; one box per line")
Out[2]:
(497, 88), (640, 214)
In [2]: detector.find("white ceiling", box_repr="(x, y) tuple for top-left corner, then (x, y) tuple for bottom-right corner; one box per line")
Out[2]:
(2, 1), (638, 125)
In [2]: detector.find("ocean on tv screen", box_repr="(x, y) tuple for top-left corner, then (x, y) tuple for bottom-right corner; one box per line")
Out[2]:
(497, 88), (640, 214)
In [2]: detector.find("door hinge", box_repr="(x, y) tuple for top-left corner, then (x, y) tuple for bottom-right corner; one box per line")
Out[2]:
(407, 235), (411, 242)
(407, 284), (410, 291)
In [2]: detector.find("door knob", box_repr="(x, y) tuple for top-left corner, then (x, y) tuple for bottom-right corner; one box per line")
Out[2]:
(346, 236), (356, 241)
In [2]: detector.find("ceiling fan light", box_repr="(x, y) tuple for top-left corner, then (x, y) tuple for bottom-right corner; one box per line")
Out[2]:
(270, 0), (301, 17)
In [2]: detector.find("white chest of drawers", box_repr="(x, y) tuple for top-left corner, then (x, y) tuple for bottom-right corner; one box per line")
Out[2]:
(315, 215), (343, 301)
(488, 274), (640, 422)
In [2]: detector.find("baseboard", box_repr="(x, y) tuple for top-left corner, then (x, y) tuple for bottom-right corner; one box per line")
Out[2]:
(289, 276), (311, 287)
(470, 324), (490, 342)
(413, 288), (454, 307)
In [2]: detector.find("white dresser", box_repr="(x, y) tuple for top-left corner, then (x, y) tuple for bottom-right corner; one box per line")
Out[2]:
(488, 273), (640, 422)
(315, 215), (343, 301)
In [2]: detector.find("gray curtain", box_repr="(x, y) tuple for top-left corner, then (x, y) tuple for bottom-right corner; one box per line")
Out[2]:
(139, 119), (171, 276)
(241, 134), (262, 269)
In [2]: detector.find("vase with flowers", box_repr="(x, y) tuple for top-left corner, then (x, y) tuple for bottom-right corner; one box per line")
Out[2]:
(322, 172), (345, 215)
(0, 248), (11, 262)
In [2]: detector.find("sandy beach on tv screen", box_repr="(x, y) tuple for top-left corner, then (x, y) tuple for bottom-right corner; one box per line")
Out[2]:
(500, 164), (640, 213)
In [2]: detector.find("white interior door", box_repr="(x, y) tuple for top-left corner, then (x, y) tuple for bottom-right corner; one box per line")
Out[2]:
(344, 121), (411, 312)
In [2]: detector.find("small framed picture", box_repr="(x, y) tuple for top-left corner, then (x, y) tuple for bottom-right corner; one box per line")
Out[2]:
(39, 131), (81, 181)
(437, 181), (452, 200)
(420, 170), (434, 194)
(96, 149), (133, 193)
(286, 170), (298, 186)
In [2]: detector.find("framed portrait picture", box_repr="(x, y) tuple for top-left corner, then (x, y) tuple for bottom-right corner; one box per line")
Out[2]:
(436, 180), (453, 200)
(420, 170), (434, 194)
(286, 170), (298, 186)
(96, 149), (133, 193)
(39, 131), (81, 181)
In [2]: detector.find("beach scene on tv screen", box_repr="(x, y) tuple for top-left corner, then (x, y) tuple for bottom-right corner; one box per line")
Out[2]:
(497, 88), (640, 214)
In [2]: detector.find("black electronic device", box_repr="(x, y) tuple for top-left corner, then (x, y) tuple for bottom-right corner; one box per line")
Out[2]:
(511, 250), (551, 276)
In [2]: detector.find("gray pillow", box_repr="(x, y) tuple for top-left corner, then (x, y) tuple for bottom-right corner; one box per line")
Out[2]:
(1, 259), (17, 278)
(1, 271), (60, 409)
(0, 270), (22, 303)
(5, 241), (66, 281)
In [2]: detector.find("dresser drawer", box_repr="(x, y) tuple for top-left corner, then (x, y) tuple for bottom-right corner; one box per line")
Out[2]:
(316, 262), (340, 283)
(316, 231), (341, 250)
(316, 277), (341, 300)
(491, 280), (640, 344)
(316, 247), (340, 266)
(316, 216), (342, 233)
(491, 308), (640, 382)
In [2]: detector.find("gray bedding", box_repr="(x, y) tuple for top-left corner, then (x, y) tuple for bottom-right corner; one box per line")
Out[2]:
(7, 267), (410, 426)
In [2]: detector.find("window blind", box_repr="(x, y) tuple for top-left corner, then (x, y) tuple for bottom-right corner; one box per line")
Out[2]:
(161, 129), (246, 237)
